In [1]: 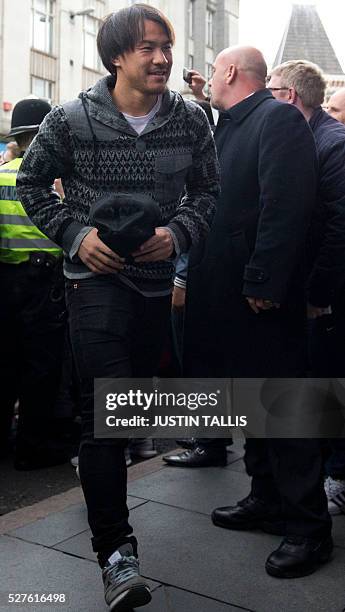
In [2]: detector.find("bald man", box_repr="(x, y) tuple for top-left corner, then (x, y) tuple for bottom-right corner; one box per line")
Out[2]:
(183, 46), (333, 578)
(328, 88), (345, 124)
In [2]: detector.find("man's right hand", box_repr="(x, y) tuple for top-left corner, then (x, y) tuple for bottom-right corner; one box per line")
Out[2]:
(78, 228), (125, 274)
(188, 70), (208, 101)
(246, 297), (280, 314)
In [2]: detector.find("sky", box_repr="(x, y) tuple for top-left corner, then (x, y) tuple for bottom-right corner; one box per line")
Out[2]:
(239, 0), (345, 70)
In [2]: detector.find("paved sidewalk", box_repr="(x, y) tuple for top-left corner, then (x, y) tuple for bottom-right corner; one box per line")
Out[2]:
(1, 441), (345, 612)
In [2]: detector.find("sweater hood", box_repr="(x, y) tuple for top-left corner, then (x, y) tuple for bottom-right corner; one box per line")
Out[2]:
(79, 75), (180, 131)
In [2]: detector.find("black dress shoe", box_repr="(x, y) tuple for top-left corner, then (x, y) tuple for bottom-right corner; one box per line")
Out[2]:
(212, 494), (286, 535)
(265, 535), (333, 578)
(163, 446), (227, 467)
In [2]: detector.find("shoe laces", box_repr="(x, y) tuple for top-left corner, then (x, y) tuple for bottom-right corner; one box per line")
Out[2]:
(239, 493), (261, 507)
(325, 476), (345, 498)
(324, 476), (331, 497)
(107, 555), (139, 585)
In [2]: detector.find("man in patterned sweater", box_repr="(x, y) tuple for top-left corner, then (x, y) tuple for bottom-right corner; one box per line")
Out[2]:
(17, 5), (220, 611)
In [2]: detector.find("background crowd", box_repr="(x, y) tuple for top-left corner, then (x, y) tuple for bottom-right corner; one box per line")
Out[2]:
(1, 3), (345, 610)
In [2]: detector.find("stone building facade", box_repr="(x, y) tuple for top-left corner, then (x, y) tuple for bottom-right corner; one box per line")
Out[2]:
(0, 0), (239, 138)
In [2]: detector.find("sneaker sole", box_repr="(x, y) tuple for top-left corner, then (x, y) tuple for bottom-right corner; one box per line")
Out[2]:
(328, 505), (342, 516)
(328, 499), (345, 515)
(109, 585), (151, 611)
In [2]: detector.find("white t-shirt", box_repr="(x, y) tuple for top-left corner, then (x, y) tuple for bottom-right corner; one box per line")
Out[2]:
(123, 95), (162, 135)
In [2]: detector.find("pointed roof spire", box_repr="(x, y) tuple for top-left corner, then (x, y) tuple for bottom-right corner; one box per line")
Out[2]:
(273, 4), (343, 74)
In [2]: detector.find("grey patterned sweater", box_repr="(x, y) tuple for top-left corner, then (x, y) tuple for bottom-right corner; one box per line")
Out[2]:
(17, 76), (220, 294)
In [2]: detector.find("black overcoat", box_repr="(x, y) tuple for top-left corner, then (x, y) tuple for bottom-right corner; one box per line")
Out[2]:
(183, 89), (318, 377)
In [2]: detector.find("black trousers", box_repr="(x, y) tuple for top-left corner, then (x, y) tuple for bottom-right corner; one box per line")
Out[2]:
(171, 304), (232, 449)
(0, 258), (67, 453)
(245, 438), (331, 538)
(184, 297), (331, 538)
(66, 276), (171, 566)
(309, 312), (345, 478)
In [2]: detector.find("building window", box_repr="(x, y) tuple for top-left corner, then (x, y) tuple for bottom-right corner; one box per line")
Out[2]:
(188, 0), (195, 39)
(83, 2), (105, 71)
(188, 54), (194, 70)
(31, 0), (54, 54)
(31, 76), (53, 101)
(90, 0), (106, 20)
(206, 9), (214, 48)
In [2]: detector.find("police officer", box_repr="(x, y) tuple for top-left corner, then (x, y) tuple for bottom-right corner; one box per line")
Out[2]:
(0, 98), (70, 469)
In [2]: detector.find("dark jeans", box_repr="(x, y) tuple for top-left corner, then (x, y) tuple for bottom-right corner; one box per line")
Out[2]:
(245, 438), (332, 538)
(0, 259), (67, 453)
(66, 275), (171, 566)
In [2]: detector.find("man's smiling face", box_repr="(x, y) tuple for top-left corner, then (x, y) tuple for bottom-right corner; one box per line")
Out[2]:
(113, 19), (173, 96)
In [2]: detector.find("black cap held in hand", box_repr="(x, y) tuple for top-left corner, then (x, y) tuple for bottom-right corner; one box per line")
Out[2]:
(89, 193), (161, 257)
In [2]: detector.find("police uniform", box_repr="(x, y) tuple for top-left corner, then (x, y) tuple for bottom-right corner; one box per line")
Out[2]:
(0, 99), (69, 469)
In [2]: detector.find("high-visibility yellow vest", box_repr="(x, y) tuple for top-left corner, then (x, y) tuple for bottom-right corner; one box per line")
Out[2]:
(0, 157), (61, 264)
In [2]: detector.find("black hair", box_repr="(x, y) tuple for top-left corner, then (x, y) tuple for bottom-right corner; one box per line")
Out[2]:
(97, 3), (175, 76)
(14, 131), (37, 150)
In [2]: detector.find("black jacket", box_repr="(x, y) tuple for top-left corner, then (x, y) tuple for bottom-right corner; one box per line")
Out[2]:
(307, 107), (345, 306)
(184, 89), (318, 377)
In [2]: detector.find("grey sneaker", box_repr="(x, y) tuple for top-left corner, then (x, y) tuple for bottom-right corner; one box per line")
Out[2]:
(102, 543), (151, 611)
(325, 476), (345, 515)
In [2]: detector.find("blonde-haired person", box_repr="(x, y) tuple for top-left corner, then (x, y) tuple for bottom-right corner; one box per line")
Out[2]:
(268, 60), (345, 518)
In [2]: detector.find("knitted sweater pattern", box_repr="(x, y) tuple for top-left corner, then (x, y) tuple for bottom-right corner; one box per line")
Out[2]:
(17, 76), (220, 289)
